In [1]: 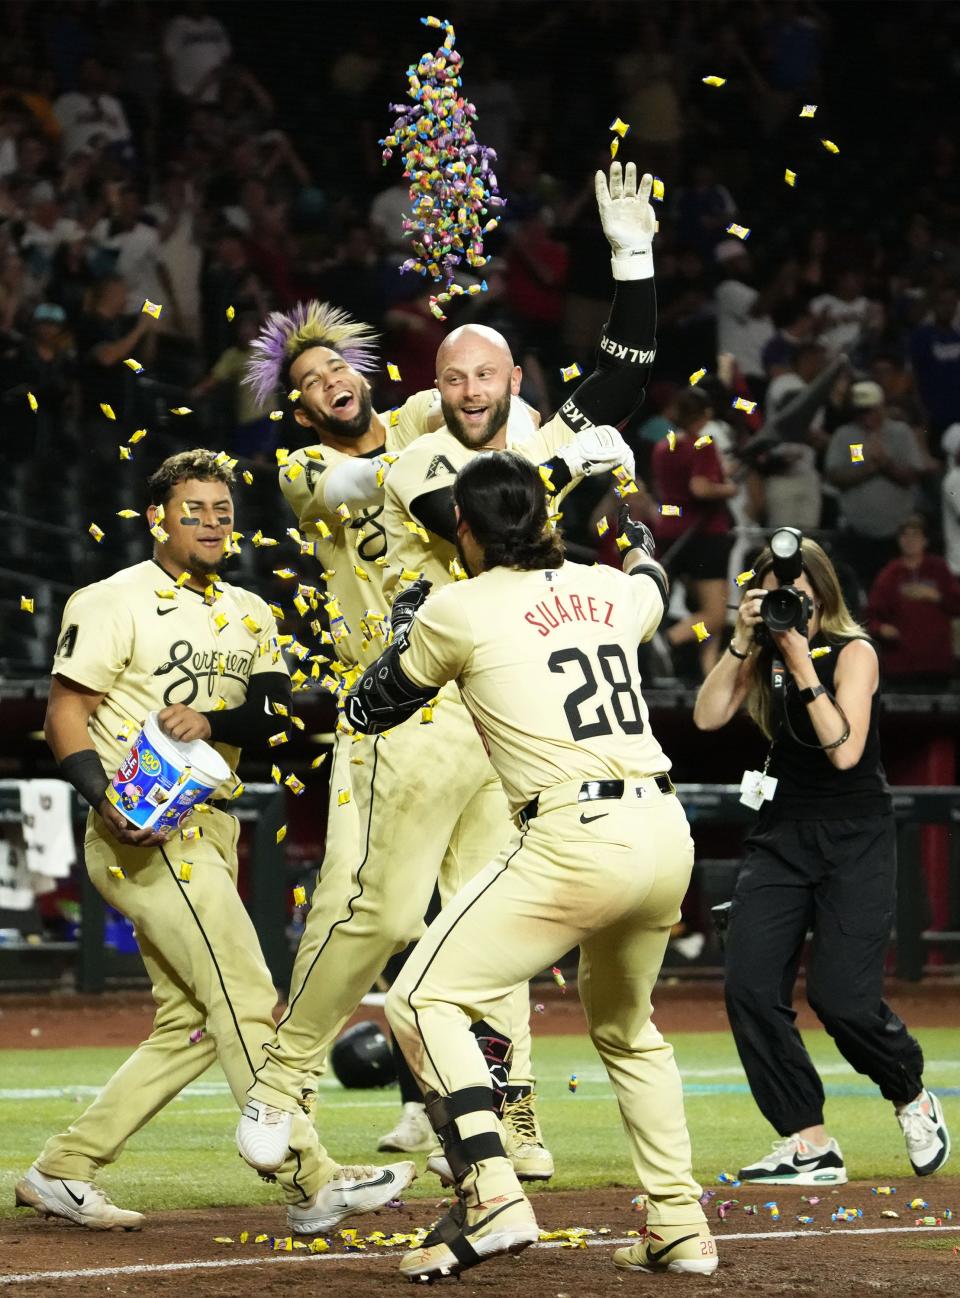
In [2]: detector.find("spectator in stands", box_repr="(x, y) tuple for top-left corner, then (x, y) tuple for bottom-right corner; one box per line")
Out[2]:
(190, 308), (274, 458)
(163, 2), (232, 104)
(18, 181), (83, 288)
(867, 514), (960, 688)
(674, 161), (738, 261)
(504, 203), (569, 366)
(714, 240), (794, 395)
(810, 268), (877, 357)
(74, 274), (156, 422)
(90, 182), (166, 314)
(761, 297), (816, 385)
(651, 387), (738, 676)
(942, 425), (960, 578)
(52, 55), (132, 159)
(825, 379), (924, 592)
(909, 286), (960, 436)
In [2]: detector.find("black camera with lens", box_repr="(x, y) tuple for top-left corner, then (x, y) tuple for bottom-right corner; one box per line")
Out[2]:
(755, 527), (813, 646)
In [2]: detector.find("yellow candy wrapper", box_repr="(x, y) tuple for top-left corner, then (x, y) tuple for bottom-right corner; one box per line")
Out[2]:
(560, 362), (582, 382)
(142, 299), (162, 318)
(88, 523), (104, 543)
(276, 825), (287, 844)
(726, 223), (750, 240)
(732, 397), (757, 413)
(693, 621), (711, 643)
(225, 304), (235, 321)
(784, 169), (797, 187)
(821, 138), (839, 154)
(386, 362), (402, 381)
(689, 368), (706, 386)
(27, 390), (38, 412)
(850, 443), (864, 463)
(609, 116), (631, 137)
(292, 885), (306, 906)
(800, 104), (818, 118)
(702, 75), (726, 87)
(20, 595), (34, 613)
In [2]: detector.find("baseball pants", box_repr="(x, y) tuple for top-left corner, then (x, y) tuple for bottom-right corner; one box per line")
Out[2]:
(724, 814), (925, 1135)
(387, 779), (707, 1227)
(37, 807), (333, 1204)
(249, 687), (533, 1112)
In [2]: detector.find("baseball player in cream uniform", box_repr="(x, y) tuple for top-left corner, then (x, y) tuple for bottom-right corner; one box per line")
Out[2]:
(15, 449), (413, 1234)
(237, 163), (658, 1182)
(346, 450), (717, 1281)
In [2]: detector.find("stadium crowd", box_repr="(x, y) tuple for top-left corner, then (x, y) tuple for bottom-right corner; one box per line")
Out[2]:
(0, 0), (958, 684)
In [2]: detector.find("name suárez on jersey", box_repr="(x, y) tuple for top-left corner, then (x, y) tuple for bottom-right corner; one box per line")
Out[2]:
(525, 592), (615, 638)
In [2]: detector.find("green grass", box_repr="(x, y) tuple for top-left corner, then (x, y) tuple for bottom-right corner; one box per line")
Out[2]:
(1, 1028), (957, 1217)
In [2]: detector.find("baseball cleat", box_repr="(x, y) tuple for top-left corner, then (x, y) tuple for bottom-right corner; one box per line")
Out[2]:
(399, 1193), (538, 1280)
(14, 1166), (144, 1231)
(236, 1099), (294, 1173)
(613, 1222), (718, 1274)
(377, 1102), (437, 1153)
(738, 1134), (847, 1186)
(502, 1090), (554, 1181)
(897, 1089), (950, 1175)
(288, 1161), (416, 1234)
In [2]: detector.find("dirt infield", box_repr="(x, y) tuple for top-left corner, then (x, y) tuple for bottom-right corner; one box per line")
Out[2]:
(2, 980), (959, 1049)
(3, 1182), (960, 1296)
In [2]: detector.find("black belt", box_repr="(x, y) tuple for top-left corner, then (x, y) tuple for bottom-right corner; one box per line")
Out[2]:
(518, 774), (673, 827)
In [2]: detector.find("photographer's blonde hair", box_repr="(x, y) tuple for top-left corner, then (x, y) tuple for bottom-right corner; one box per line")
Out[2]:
(746, 538), (864, 739)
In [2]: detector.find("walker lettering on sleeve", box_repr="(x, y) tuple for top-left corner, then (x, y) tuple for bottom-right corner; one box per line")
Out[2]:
(599, 335), (657, 366)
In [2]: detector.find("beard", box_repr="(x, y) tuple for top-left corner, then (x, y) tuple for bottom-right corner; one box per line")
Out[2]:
(440, 384), (512, 450)
(306, 386), (374, 440)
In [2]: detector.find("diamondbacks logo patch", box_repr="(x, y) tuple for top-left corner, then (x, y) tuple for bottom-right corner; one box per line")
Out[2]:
(425, 454), (455, 480)
(57, 624), (78, 658)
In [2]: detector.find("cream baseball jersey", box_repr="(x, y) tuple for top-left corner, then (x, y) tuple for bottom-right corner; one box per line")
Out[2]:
(279, 389), (436, 671)
(52, 560), (285, 795)
(382, 413), (581, 600)
(399, 561), (670, 814)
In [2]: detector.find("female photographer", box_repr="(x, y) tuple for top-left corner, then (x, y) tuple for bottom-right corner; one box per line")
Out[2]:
(693, 535), (949, 1185)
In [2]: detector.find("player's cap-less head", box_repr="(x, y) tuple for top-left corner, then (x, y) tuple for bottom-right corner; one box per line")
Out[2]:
(146, 449), (235, 588)
(453, 450), (563, 575)
(436, 324), (521, 451)
(244, 299), (379, 447)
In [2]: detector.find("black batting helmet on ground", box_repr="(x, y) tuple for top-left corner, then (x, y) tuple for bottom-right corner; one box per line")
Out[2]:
(330, 1020), (397, 1089)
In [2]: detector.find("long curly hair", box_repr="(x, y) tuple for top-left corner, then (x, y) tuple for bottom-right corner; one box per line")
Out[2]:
(243, 300), (380, 406)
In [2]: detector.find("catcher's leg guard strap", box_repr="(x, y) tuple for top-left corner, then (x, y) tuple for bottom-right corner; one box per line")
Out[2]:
(424, 1086), (507, 1183)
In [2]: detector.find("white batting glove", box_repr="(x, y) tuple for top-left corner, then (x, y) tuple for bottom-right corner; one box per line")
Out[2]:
(595, 162), (655, 281)
(557, 424), (636, 480)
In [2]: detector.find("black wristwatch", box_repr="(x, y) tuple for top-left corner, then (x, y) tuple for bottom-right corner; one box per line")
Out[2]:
(798, 684), (826, 704)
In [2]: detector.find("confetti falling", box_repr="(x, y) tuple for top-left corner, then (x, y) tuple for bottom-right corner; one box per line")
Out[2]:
(693, 621), (711, 643)
(293, 885), (307, 906)
(567, 1074), (578, 1093)
(609, 116), (631, 138)
(725, 223), (750, 240)
(660, 504), (682, 517)
(850, 443), (864, 462)
(731, 397), (757, 413)
(551, 965), (567, 991)
(560, 362), (582, 382)
(784, 168), (797, 187)
(800, 104), (818, 118)
(689, 368), (706, 385)
(821, 138), (840, 154)
(651, 176), (665, 202)
(100, 402), (116, 420)
(693, 434), (714, 448)
(702, 75), (727, 87)
(381, 16), (503, 319)
(226, 304), (235, 321)
(142, 299), (162, 318)
(277, 825), (288, 844)
(26, 390), (38, 412)
(386, 362), (402, 381)
(189, 1027), (205, 1044)
(123, 357), (144, 373)
(666, 430), (677, 451)
(735, 569), (755, 587)
(20, 596), (34, 613)
(88, 523), (104, 543)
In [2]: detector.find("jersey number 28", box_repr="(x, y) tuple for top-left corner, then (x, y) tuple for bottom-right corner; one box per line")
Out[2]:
(548, 644), (644, 740)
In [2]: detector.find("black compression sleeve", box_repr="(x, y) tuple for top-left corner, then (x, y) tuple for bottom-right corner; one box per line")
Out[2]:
(60, 749), (109, 809)
(345, 641), (436, 734)
(557, 278), (657, 432)
(629, 560), (670, 616)
(201, 671), (292, 749)
(410, 488), (458, 544)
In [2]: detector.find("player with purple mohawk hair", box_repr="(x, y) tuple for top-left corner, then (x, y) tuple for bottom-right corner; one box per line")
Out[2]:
(244, 300), (381, 410)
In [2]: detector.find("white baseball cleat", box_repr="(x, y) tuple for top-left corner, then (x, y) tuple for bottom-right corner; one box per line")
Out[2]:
(377, 1101), (437, 1153)
(15, 1166), (144, 1231)
(236, 1098), (294, 1173)
(287, 1161), (417, 1234)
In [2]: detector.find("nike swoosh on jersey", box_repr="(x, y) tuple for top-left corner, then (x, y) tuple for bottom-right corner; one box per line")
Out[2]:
(579, 812), (608, 824)
(156, 606), (177, 617)
(645, 1233), (699, 1265)
(60, 1180), (84, 1206)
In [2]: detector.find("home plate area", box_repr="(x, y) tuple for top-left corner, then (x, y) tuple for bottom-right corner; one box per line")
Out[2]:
(4, 1182), (960, 1298)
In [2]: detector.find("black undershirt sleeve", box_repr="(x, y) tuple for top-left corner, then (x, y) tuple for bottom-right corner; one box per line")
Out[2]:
(200, 671), (292, 749)
(410, 488), (458, 545)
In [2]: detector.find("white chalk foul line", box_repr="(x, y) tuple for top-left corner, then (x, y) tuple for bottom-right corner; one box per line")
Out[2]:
(1, 1222), (957, 1286)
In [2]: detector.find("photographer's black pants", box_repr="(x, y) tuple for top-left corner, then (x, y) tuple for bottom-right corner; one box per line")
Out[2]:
(724, 814), (924, 1136)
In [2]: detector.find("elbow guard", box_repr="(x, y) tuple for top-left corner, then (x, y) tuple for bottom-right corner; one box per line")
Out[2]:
(345, 641), (436, 734)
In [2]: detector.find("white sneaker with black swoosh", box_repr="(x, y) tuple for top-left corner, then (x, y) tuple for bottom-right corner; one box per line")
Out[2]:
(897, 1089), (950, 1175)
(613, 1223), (718, 1274)
(739, 1133), (847, 1186)
(14, 1165), (144, 1230)
(287, 1161), (417, 1234)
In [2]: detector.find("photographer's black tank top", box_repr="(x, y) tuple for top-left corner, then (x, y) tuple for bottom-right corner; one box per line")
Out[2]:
(762, 633), (892, 822)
